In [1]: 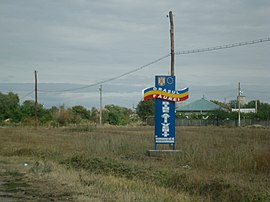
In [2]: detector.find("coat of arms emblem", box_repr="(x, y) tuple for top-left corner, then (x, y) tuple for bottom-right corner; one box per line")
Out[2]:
(158, 77), (165, 86)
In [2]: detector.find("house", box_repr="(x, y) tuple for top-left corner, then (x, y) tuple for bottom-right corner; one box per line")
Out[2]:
(176, 97), (225, 114)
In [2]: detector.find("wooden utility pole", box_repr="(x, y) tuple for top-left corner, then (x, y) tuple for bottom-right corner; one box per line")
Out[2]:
(255, 100), (258, 113)
(34, 70), (38, 129)
(99, 84), (102, 126)
(169, 11), (175, 150)
(238, 82), (241, 127)
(169, 11), (175, 76)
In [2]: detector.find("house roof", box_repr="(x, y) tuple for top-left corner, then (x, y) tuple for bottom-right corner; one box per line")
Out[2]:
(176, 98), (224, 112)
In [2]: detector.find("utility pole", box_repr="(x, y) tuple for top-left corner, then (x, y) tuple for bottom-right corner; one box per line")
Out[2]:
(169, 11), (175, 76)
(255, 100), (258, 113)
(169, 11), (175, 150)
(238, 82), (241, 127)
(34, 70), (38, 129)
(99, 84), (102, 126)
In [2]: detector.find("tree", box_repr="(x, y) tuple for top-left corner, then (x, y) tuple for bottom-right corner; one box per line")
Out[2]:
(20, 100), (36, 118)
(52, 105), (72, 126)
(0, 92), (20, 122)
(253, 101), (270, 120)
(70, 105), (90, 123)
(103, 104), (132, 125)
(229, 100), (238, 109)
(20, 100), (51, 123)
(89, 107), (99, 124)
(208, 110), (229, 120)
(136, 99), (154, 121)
(210, 100), (230, 110)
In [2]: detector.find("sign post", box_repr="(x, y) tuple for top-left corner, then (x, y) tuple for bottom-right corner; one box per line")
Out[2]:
(143, 76), (189, 150)
(154, 76), (176, 150)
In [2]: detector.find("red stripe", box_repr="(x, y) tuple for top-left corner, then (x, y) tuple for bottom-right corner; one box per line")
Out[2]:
(144, 95), (154, 101)
(144, 94), (189, 102)
(180, 95), (189, 101)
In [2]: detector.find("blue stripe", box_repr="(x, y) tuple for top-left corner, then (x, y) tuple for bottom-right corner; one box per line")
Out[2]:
(143, 87), (155, 94)
(176, 87), (189, 94)
(143, 87), (189, 95)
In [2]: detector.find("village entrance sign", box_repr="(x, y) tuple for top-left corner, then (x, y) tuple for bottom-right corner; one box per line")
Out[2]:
(143, 75), (189, 150)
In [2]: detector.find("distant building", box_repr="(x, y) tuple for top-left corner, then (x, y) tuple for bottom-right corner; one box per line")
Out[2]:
(176, 97), (226, 114)
(232, 108), (256, 113)
(238, 95), (246, 105)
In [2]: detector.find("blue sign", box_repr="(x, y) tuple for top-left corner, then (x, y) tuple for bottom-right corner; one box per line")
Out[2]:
(154, 76), (175, 149)
(142, 75), (189, 150)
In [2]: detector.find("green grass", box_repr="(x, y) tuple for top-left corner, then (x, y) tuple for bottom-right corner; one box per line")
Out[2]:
(0, 126), (270, 201)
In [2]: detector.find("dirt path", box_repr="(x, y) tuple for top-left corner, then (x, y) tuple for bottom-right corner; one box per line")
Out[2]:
(0, 158), (74, 202)
(0, 178), (16, 202)
(0, 169), (29, 202)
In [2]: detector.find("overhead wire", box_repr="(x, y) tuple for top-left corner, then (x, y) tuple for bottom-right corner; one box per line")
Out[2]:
(38, 53), (171, 93)
(36, 37), (270, 93)
(20, 90), (34, 100)
(175, 37), (270, 55)
(243, 89), (270, 94)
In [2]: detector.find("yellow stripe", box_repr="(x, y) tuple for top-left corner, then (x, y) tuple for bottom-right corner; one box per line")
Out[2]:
(144, 90), (189, 99)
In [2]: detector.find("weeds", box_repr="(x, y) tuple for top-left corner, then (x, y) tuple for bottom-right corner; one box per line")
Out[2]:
(165, 173), (252, 202)
(63, 155), (149, 180)
(65, 124), (96, 132)
(30, 160), (52, 174)
(0, 126), (269, 201)
(63, 155), (270, 201)
(253, 151), (270, 173)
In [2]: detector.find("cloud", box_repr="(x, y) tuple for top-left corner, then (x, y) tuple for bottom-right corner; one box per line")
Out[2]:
(0, 0), (269, 107)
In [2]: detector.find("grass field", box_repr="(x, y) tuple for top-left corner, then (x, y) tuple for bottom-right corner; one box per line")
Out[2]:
(0, 125), (269, 201)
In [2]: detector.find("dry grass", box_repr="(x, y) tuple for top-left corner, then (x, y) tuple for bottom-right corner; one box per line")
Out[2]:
(50, 163), (191, 202)
(0, 125), (270, 201)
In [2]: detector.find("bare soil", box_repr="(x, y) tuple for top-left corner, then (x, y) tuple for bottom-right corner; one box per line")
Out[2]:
(0, 159), (74, 202)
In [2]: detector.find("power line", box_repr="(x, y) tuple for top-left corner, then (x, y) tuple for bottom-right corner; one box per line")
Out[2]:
(175, 37), (270, 55)
(38, 83), (99, 93)
(38, 37), (270, 93)
(244, 89), (270, 94)
(20, 90), (34, 100)
(38, 53), (170, 93)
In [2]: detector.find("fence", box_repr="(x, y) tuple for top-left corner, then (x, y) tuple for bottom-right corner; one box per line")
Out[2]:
(146, 117), (270, 127)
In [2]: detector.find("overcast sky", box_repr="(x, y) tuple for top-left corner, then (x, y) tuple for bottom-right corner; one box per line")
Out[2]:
(0, 0), (270, 108)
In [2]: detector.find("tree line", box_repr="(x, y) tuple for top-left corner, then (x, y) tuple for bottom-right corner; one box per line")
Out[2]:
(1, 91), (270, 126)
(136, 99), (270, 121)
(208, 100), (270, 121)
(0, 92), (138, 126)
